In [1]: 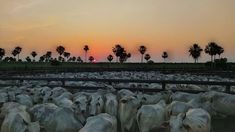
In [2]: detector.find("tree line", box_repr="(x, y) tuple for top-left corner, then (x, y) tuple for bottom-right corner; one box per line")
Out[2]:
(0, 42), (225, 63)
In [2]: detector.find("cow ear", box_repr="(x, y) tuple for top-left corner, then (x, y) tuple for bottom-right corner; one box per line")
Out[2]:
(161, 121), (169, 128)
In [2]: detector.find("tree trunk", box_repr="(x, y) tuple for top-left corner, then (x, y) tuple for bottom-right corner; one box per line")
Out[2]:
(141, 54), (143, 63)
(85, 52), (87, 63)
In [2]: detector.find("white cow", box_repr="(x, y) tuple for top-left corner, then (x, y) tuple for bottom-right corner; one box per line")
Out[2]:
(167, 108), (211, 132)
(1, 103), (40, 132)
(29, 103), (58, 127)
(88, 93), (104, 116)
(118, 95), (140, 132)
(137, 100), (166, 132)
(46, 107), (83, 132)
(79, 113), (117, 132)
(117, 89), (135, 100)
(105, 93), (118, 117)
(0, 92), (8, 105)
(73, 92), (90, 116)
(210, 92), (235, 116)
(165, 101), (193, 120)
(16, 94), (33, 107)
(170, 92), (200, 103)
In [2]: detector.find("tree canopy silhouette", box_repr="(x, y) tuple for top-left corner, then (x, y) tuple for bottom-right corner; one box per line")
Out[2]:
(56, 46), (65, 57)
(162, 51), (168, 62)
(84, 45), (89, 62)
(189, 44), (203, 63)
(112, 44), (124, 62)
(0, 48), (5, 60)
(205, 42), (219, 62)
(144, 54), (151, 62)
(31, 51), (37, 61)
(107, 54), (113, 62)
(138, 45), (147, 63)
(63, 52), (71, 61)
(88, 56), (94, 63)
(12, 46), (22, 61)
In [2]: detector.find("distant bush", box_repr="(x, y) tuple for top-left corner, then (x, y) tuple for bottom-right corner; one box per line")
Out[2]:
(205, 58), (229, 70)
(147, 60), (154, 64)
(215, 58), (228, 70)
(50, 59), (60, 66)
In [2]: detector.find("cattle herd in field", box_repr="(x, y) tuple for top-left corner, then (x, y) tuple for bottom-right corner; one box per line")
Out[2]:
(0, 71), (234, 132)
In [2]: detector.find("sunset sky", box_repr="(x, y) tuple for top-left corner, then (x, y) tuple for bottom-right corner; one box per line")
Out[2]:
(0, 0), (235, 62)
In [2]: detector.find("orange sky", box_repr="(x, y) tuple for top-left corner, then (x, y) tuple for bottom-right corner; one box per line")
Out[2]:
(0, 0), (235, 62)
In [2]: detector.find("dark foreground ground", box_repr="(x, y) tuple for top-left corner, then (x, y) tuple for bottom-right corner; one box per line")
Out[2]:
(0, 62), (234, 77)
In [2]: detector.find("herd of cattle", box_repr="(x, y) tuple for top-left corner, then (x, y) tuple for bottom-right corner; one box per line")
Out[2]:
(0, 85), (234, 132)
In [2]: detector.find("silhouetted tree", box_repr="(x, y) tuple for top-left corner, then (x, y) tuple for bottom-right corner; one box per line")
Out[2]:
(162, 51), (168, 62)
(138, 45), (146, 63)
(119, 52), (131, 63)
(107, 54), (113, 62)
(45, 51), (52, 62)
(56, 46), (65, 59)
(0, 48), (5, 61)
(39, 55), (45, 62)
(205, 42), (218, 62)
(63, 52), (71, 61)
(88, 56), (94, 63)
(69, 56), (76, 62)
(31, 51), (37, 61)
(11, 50), (18, 59)
(77, 57), (83, 63)
(216, 45), (224, 58)
(144, 54), (151, 62)
(127, 53), (131, 59)
(26, 56), (31, 62)
(84, 45), (89, 62)
(13, 46), (22, 61)
(112, 44), (124, 62)
(189, 44), (203, 63)
(58, 56), (65, 62)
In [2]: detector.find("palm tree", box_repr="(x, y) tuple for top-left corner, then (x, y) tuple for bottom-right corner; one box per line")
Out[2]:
(13, 46), (22, 61)
(205, 42), (218, 62)
(39, 55), (45, 62)
(11, 50), (18, 59)
(107, 54), (113, 62)
(63, 52), (71, 61)
(119, 51), (131, 63)
(26, 56), (31, 62)
(84, 45), (89, 62)
(138, 45), (146, 63)
(162, 51), (168, 62)
(144, 54), (151, 62)
(45, 51), (52, 62)
(71, 56), (76, 62)
(216, 45), (224, 59)
(112, 44), (123, 62)
(31, 51), (37, 62)
(77, 57), (83, 63)
(88, 56), (94, 63)
(0, 48), (5, 61)
(56, 45), (65, 58)
(189, 44), (203, 63)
